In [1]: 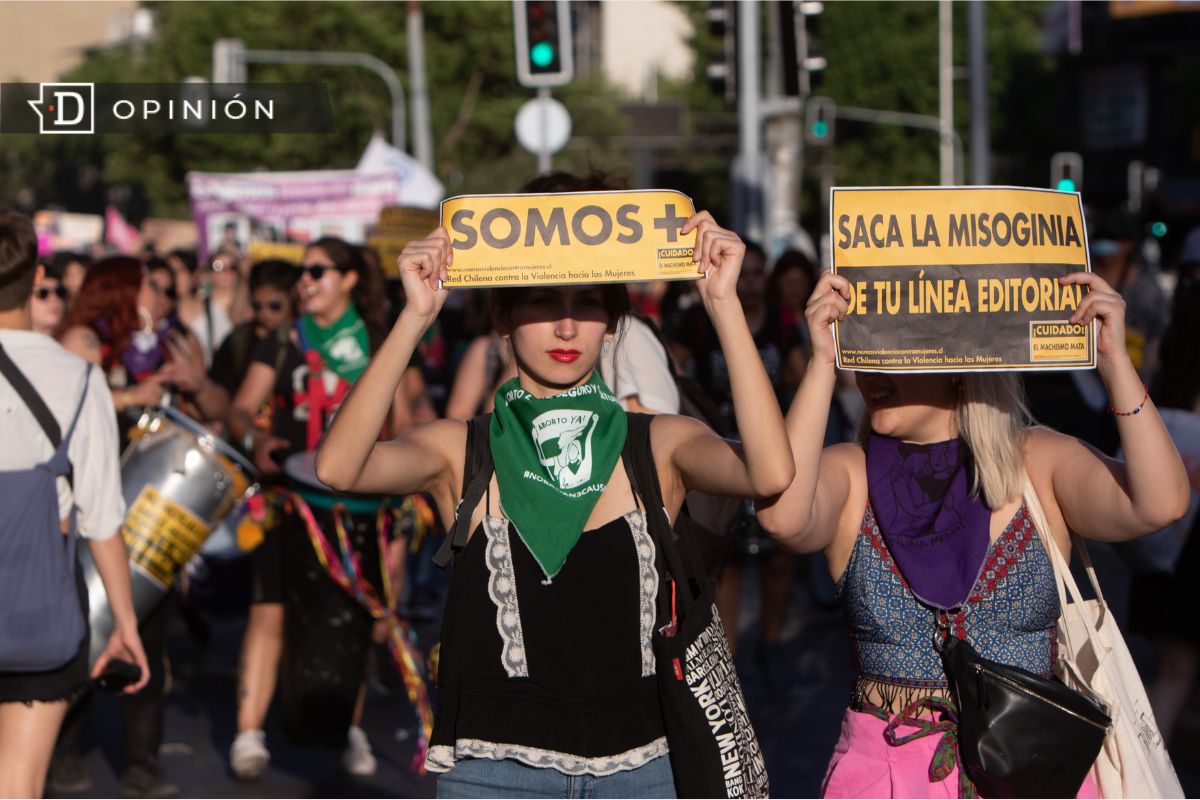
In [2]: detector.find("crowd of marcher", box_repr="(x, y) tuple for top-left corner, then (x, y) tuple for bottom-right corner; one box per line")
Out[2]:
(1, 177), (1199, 799)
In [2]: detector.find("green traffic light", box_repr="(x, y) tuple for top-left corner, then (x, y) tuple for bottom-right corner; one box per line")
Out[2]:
(1055, 178), (1076, 192)
(812, 119), (829, 139)
(531, 41), (555, 68)
(1151, 221), (1167, 238)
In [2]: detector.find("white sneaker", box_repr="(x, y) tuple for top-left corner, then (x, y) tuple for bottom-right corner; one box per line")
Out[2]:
(230, 729), (270, 780)
(342, 726), (377, 777)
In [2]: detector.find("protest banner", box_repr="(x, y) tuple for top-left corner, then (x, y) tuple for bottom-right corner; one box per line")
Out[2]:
(438, 190), (700, 288)
(830, 186), (1094, 372)
(187, 170), (407, 263)
(369, 206), (440, 277)
(33, 210), (103, 256)
(248, 241), (305, 264)
(187, 137), (443, 263)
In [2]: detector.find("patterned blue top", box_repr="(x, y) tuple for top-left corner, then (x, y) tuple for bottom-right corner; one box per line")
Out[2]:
(837, 501), (1059, 703)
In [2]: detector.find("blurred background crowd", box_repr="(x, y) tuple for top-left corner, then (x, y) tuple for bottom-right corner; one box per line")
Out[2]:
(3, 0), (1200, 797)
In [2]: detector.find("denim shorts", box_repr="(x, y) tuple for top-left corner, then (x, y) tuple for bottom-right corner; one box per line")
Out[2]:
(436, 755), (677, 799)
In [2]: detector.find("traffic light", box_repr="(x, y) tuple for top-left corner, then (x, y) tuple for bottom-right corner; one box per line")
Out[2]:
(1050, 151), (1083, 193)
(797, 1), (826, 95)
(513, 0), (574, 88)
(705, 1), (736, 101)
(805, 96), (835, 146)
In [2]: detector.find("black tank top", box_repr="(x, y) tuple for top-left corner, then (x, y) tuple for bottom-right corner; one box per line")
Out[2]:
(427, 508), (667, 774)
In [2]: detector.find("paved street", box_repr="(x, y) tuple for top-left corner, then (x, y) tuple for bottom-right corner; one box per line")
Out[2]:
(46, 543), (1200, 798)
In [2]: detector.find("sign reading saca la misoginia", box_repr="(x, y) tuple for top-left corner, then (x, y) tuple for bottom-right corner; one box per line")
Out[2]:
(830, 186), (1095, 372)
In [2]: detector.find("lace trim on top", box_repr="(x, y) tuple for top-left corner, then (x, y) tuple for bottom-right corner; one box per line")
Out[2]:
(425, 736), (670, 776)
(481, 514), (528, 678)
(481, 510), (656, 680)
(627, 509), (658, 678)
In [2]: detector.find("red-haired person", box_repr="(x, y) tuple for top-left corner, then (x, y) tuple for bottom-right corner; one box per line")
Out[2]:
(58, 256), (227, 429)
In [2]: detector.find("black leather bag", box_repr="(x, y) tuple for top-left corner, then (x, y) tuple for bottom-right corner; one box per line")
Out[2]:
(941, 634), (1111, 798)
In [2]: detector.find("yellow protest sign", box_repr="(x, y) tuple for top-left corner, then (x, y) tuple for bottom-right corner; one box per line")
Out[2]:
(371, 205), (440, 277)
(121, 485), (211, 588)
(249, 241), (306, 264)
(831, 186), (1094, 372)
(439, 190), (699, 288)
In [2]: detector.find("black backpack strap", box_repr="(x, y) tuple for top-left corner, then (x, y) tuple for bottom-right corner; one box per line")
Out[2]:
(433, 414), (494, 568)
(0, 341), (62, 447)
(622, 412), (703, 614)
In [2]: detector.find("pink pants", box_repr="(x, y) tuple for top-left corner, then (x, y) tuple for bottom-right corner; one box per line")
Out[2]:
(821, 708), (1100, 799)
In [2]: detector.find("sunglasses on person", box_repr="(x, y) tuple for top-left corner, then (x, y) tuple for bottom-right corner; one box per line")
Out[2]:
(252, 299), (287, 313)
(34, 286), (68, 301)
(297, 264), (346, 282)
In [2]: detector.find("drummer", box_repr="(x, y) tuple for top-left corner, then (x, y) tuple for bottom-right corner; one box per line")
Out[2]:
(53, 255), (227, 797)
(226, 238), (430, 780)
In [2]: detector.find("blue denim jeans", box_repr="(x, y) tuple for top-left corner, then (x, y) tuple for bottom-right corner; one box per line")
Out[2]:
(436, 755), (677, 799)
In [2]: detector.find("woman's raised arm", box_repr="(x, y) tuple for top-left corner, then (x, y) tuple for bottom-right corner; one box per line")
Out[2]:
(661, 212), (794, 503)
(315, 228), (458, 499)
(757, 270), (858, 553)
(1031, 271), (1189, 542)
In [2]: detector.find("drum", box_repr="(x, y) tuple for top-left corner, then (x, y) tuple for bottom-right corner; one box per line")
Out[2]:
(81, 406), (258, 664)
(278, 451), (386, 746)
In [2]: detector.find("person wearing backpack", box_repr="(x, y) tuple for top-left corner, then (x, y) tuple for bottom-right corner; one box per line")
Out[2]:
(0, 211), (150, 798)
(314, 185), (794, 797)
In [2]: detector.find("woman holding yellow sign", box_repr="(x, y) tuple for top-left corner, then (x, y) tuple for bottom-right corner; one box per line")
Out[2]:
(757, 268), (1189, 798)
(316, 185), (793, 797)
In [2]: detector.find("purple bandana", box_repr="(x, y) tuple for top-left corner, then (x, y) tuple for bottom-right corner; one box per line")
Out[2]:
(866, 434), (991, 610)
(93, 315), (171, 380)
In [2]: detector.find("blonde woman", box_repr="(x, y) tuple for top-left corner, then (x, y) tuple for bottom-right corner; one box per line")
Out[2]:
(757, 269), (1188, 798)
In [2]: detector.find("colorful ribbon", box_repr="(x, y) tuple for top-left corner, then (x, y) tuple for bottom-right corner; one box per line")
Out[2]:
(871, 695), (977, 798)
(289, 492), (435, 775)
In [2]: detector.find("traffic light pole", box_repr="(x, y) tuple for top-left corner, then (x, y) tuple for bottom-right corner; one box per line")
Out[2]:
(406, 1), (434, 170)
(536, 87), (553, 174)
(242, 49), (407, 152)
(734, 0), (764, 241)
(834, 105), (964, 185)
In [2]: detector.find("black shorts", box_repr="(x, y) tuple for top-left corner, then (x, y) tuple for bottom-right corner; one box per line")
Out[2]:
(0, 558), (91, 705)
(252, 521), (286, 605)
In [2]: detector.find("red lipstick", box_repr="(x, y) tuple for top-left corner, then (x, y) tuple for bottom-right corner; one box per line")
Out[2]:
(548, 349), (581, 363)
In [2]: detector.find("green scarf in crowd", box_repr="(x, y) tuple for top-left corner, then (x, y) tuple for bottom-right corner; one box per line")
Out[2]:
(490, 372), (628, 580)
(300, 304), (371, 383)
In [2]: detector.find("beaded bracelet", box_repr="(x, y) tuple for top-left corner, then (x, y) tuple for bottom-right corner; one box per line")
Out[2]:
(1108, 384), (1149, 416)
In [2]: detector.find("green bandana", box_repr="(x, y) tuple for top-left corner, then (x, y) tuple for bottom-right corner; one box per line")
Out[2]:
(490, 372), (628, 580)
(300, 304), (370, 383)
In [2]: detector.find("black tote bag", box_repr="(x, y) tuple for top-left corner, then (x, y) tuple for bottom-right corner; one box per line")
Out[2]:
(624, 414), (770, 799)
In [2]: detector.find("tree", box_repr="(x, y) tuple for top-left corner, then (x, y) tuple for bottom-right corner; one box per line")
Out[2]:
(0, 1), (633, 220)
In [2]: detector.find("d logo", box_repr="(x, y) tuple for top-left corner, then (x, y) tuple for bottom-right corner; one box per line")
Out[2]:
(27, 83), (94, 134)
